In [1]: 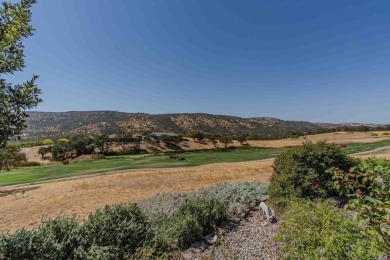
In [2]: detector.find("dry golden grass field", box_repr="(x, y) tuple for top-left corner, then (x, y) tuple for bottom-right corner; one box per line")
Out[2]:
(0, 160), (272, 233)
(1, 131), (390, 233)
(247, 131), (390, 148)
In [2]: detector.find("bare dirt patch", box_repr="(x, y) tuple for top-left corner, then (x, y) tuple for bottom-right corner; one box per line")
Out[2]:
(0, 186), (40, 198)
(21, 146), (50, 164)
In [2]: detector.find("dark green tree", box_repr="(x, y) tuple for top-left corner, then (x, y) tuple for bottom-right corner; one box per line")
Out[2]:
(70, 134), (95, 157)
(219, 136), (233, 148)
(51, 142), (72, 161)
(237, 135), (247, 145)
(160, 135), (183, 149)
(192, 132), (205, 142)
(37, 145), (51, 159)
(95, 134), (110, 153)
(0, 145), (27, 170)
(0, 0), (41, 148)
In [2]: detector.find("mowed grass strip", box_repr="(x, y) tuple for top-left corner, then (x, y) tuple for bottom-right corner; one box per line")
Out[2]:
(0, 148), (283, 187)
(343, 139), (390, 154)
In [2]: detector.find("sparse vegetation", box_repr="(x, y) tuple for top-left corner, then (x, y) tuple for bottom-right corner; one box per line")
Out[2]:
(22, 111), (390, 141)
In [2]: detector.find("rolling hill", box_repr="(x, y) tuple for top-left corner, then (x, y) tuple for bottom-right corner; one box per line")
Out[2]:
(22, 111), (342, 140)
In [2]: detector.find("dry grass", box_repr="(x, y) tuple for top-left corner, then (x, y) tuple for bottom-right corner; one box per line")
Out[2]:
(248, 131), (390, 148)
(0, 160), (273, 233)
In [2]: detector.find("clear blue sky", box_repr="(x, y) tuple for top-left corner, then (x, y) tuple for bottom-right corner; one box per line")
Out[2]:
(8, 0), (390, 123)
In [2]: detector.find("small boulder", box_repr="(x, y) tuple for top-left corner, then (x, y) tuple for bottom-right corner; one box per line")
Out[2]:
(190, 241), (208, 253)
(328, 196), (348, 208)
(204, 233), (218, 245)
(260, 195), (269, 202)
(220, 220), (237, 231)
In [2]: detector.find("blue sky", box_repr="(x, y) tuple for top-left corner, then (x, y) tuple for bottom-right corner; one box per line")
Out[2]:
(7, 0), (390, 123)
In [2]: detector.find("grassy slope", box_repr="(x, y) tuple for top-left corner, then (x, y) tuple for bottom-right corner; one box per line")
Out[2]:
(343, 139), (390, 154)
(0, 148), (282, 187)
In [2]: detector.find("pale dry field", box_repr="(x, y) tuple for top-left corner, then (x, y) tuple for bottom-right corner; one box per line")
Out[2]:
(0, 159), (273, 233)
(248, 131), (390, 148)
(21, 146), (49, 164)
(3, 131), (390, 233)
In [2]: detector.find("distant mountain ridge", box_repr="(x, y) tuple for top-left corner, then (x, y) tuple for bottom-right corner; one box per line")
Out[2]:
(23, 111), (361, 140)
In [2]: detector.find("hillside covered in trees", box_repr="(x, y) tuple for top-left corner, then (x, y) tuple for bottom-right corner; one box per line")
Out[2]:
(23, 111), (386, 140)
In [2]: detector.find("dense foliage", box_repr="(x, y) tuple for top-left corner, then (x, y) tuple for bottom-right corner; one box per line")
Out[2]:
(273, 201), (388, 259)
(269, 142), (356, 209)
(329, 158), (390, 246)
(149, 197), (227, 251)
(78, 204), (149, 258)
(0, 0), (41, 147)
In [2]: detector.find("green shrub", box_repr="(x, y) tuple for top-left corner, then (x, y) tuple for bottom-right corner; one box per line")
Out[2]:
(273, 200), (388, 259)
(78, 203), (148, 257)
(269, 142), (356, 209)
(140, 182), (267, 219)
(58, 138), (70, 143)
(73, 245), (116, 260)
(148, 197), (226, 250)
(0, 229), (61, 259)
(41, 139), (54, 145)
(38, 218), (80, 259)
(130, 245), (169, 260)
(195, 182), (268, 218)
(177, 197), (227, 231)
(21, 161), (41, 167)
(151, 213), (203, 250)
(0, 218), (80, 259)
(329, 158), (390, 245)
(0, 205), (148, 259)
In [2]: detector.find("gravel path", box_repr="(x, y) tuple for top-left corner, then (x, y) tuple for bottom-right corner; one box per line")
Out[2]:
(181, 209), (279, 259)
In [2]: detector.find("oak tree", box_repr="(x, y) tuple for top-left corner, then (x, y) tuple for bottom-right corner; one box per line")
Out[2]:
(0, 0), (41, 148)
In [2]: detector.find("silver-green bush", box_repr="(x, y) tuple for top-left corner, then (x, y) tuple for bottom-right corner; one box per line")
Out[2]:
(140, 182), (268, 219)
